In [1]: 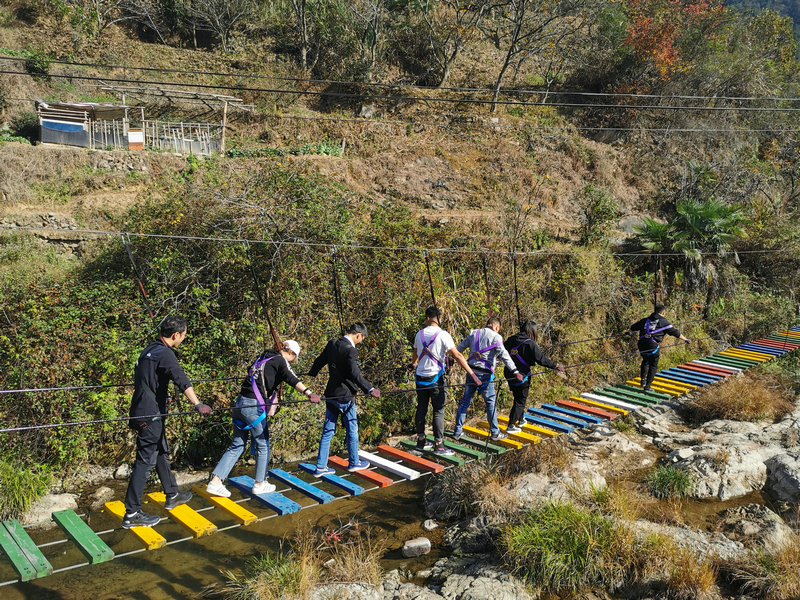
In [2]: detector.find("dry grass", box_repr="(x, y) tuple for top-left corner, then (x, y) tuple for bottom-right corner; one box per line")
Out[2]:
(500, 436), (573, 480)
(687, 372), (794, 423)
(576, 480), (686, 526)
(725, 536), (800, 600)
(666, 547), (720, 600)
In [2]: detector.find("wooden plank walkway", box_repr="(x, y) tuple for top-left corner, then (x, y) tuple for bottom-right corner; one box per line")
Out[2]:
(0, 519), (53, 581)
(104, 501), (166, 550)
(52, 509), (114, 564)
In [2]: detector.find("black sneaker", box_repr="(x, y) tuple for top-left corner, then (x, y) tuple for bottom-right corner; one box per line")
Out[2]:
(451, 432), (462, 442)
(164, 490), (192, 510)
(490, 432), (507, 441)
(416, 437), (433, 451)
(122, 510), (161, 529)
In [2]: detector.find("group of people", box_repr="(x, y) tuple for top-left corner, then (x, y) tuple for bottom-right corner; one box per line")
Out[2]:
(120, 305), (688, 529)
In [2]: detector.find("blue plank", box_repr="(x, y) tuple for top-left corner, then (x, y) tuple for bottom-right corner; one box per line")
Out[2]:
(523, 413), (573, 433)
(268, 469), (336, 504)
(228, 476), (301, 515)
(667, 367), (720, 382)
(541, 403), (603, 424)
(298, 463), (364, 495)
(738, 343), (784, 356)
(655, 371), (706, 386)
(528, 407), (587, 428)
(659, 369), (711, 386)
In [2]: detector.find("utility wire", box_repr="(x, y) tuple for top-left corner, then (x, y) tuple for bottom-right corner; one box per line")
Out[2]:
(2, 225), (794, 258)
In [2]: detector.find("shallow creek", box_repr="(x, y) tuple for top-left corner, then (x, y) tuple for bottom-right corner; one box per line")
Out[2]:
(1, 464), (444, 600)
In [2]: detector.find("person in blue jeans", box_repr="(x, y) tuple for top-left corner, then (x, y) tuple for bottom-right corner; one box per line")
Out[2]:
(205, 340), (320, 497)
(452, 317), (523, 442)
(308, 322), (380, 476)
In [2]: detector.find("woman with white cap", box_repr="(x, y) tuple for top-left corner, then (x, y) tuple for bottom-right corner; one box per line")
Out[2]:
(206, 340), (320, 496)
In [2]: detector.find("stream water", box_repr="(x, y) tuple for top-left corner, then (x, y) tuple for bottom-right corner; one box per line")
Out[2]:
(1, 466), (444, 600)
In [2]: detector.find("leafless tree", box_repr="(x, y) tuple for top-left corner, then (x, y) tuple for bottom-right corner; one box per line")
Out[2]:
(185, 0), (254, 52)
(347, 0), (387, 71)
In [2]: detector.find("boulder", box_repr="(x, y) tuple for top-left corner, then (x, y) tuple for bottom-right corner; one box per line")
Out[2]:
(312, 583), (381, 600)
(22, 493), (78, 526)
(635, 520), (746, 561)
(113, 463), (131, 480)
(89, 486), (115, 510)
(717, 504), (794, 553)
(764, 452), (800, 504)
(402, 537), (431, 558)
(422, 519), (439, 531)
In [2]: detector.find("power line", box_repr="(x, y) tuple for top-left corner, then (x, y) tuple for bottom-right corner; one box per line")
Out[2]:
(3, 54), (800, 104)
(3, 66), (800, 113)
(1, 225), (795, 258)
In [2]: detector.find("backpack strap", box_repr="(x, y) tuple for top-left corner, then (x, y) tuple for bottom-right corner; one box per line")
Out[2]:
(248, 355), (279, 416)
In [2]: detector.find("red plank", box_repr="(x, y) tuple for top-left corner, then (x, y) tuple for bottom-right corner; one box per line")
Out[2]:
(556, 399), (617, 420)
(328, 456), (393, 488)
(377, 444), (444, 473)
(752, 339), (800, 350)
(679, 363), (731, 377)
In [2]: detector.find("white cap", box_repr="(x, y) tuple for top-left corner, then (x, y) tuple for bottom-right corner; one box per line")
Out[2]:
(282, 339), (301, 357)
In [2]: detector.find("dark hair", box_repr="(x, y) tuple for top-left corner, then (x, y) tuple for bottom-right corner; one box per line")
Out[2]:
(346, 322), (369, 337)
(425, 305), (441, 321)
(486, 316), (501, 328)
(160, 314), (187, 337)
(654, 303), (666, 314)
(520, 320), (538, 343)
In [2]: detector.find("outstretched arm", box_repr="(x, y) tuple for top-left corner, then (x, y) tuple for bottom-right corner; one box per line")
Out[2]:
(448, 347), (481, 386)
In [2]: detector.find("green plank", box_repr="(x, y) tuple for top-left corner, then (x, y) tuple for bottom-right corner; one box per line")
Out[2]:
(52, 510), (114, 565)
(427, 435), (488, 459)
(444, 430), (507, 454)
(704, 355), (755, 368)
(604, 386), (660, 404)
(1, 520), (52, 581)
(0, 522), (37, 582)
(596, 388), (650, 407)
(399, 440), (465, 465)
(616, 384), (670, 401)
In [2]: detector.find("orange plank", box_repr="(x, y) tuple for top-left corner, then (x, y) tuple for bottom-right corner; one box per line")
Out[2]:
(556, 399), (617, 420)
(328, 456), (393, 488)
(377, 444), (444, 473)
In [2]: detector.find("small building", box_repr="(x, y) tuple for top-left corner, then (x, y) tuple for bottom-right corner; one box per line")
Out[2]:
(35, 101), (138, 151)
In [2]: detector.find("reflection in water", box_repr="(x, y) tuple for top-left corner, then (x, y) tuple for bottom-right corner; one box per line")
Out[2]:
(1, 473), (444, 600)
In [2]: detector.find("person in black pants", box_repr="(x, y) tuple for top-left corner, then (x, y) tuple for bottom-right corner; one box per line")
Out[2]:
(629, 304), (691, 391)
(503, 321), (565, 433)
(122, 315), (212, 529)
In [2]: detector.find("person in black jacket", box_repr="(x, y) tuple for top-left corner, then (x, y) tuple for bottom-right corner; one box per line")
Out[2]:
(504, 321), (566, 432)
(630, 304), (691, 391)
(205, 340), (321, 498)
(123, 315), (213, 529)
(308, 322), (380, 477)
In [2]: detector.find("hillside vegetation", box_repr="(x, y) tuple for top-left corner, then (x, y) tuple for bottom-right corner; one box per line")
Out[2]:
(1, 0), (800, 518)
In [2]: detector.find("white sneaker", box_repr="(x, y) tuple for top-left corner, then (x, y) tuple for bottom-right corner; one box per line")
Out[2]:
(206, 481), (231, 497)
(251, 481), (276, 495)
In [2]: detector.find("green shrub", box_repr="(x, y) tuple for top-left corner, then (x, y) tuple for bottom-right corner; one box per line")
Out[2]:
(11, 111), (39, 142)
(24, 49), (51, 82)
(502, 501), (636, 591)
(0, 460), (52, 520)
(644, 465), (694, 499)
(576, 184), (619, 246)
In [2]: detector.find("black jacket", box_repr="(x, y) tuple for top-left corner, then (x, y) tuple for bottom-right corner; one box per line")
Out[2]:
(503, 332), (557, 381)
(130, 338), (192, 418)
(309, 337), (373, 401)
(630, 313), (681, 352)
(239, 349), (301, 399)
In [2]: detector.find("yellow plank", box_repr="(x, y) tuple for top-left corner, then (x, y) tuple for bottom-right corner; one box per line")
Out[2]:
(721, 349), (770, 361)
(775, 331), (800, 338)
(498, 415), (560, 438)
(104, 501), (166, 550)
(478, 420), (541, 444)
(147, 493), (218, 538)
(463, 425), (523, 449)
(191, 485), (258, 526)
(568, 396), (628, 415)
(625, 380), (681, 396)
(631, 377), (694, 392)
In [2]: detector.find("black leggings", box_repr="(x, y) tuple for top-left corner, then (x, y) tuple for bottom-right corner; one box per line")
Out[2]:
(508, 382), (530, 427)
(640, 351), (660, 389)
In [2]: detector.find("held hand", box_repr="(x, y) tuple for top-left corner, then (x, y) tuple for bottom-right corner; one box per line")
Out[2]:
(370, 388), (381, 398)
(515, 372), (524, 382)
(470, 373), (482, 386)
(685, 338), (692, 344)
(557, 364), (566, 372)
(194, 403), (213, 416)
(308, 393), (321, 404)
(406, 363), (416, 373)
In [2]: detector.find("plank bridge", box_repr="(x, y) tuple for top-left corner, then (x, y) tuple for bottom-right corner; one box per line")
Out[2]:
(2, 330), (799, 586)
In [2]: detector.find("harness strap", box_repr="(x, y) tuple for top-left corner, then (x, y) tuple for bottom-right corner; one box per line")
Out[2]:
(470, 329), (500, 373)
(419, 328), (445, 369)
(416, 367), (445, 387)
(639, 318), (672, 354)
(249, 355), (279, 417)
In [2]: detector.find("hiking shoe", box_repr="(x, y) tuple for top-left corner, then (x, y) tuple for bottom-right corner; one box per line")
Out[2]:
(643, 387), (651, 392)
(490, 432), (507, 442)
(251, 481), (276, 495)
(506, 425), (523, 434)
(313, 467), (335, 478)
(348, 460), (370, 472)
(416, 437), (433, 451)
(122, 510), (161, 529)
(164, 490), (192, 510)
(451, 432), (462, 442)
(206, 481), (231, 497)
(434, 444), (455, 456)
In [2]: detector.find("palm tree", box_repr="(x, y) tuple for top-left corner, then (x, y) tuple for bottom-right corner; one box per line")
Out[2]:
(670, 198), (749, 262)
(633, 217), (673, 306)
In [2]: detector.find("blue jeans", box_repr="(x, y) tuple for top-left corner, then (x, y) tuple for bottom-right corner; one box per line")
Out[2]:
(316, 399), (360, 469)
(453, 371), (499, 436)
(211, 395), (270, 483)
